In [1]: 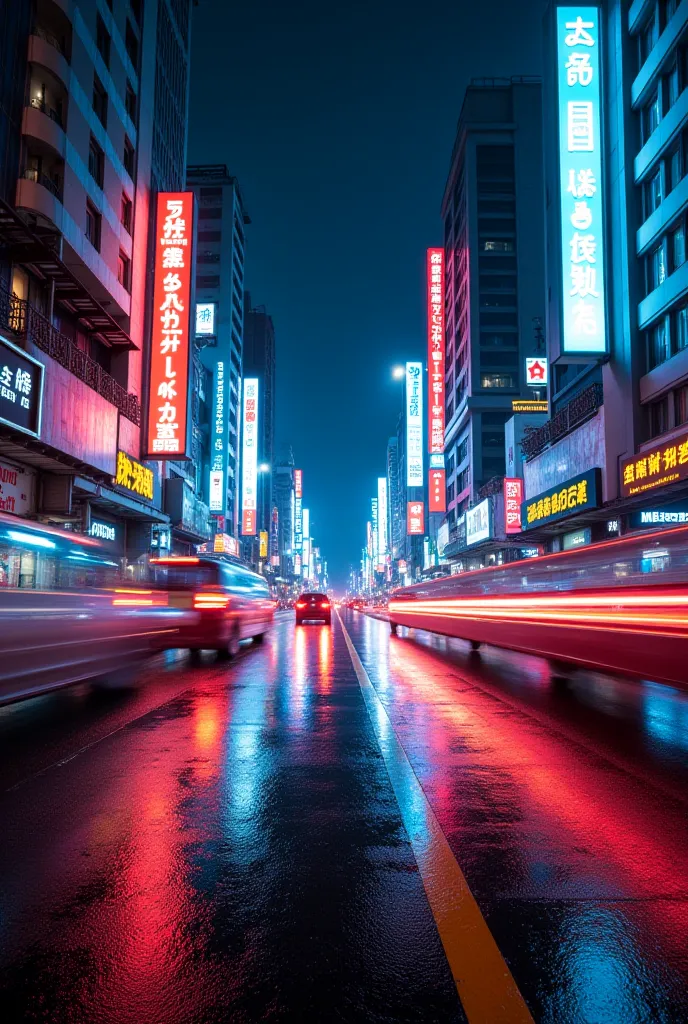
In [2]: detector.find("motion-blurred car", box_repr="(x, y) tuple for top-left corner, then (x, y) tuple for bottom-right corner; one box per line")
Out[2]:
(295, 592), (331, 625)
(150, 556), (274, 656)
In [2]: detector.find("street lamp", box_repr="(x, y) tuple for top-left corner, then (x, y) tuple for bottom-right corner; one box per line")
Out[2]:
(392, 365), (405, 380)
(258, 463), (270, 473)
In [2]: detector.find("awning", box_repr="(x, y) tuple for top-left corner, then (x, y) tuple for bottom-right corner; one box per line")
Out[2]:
(0, 199), (134, 348)
(74, 477), (170, 524)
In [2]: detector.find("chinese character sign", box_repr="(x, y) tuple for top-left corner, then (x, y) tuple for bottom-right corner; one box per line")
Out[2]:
(377, 477), (388, 558)
(406, 361), (423, 486)
(209, 360), (227, 514)
(620, 432), (688, 497)
(115, 450), (154, 501)
(241, 378), (259, 535)
(0, 334), (44, 439)
(195, 302), (216, 336)
(557, 9), (607, 354)
(294, 469), (303, 499)
(371, 497), (379, 562)
(503, 477), (524, 534)
(294, 495), (303, 551)
(146, 192), (194, 458)
(522, 469), (601, 529)
(426, 249), (445, 454)
(407, 501), (425, 536)
(429, 469), (446, 513)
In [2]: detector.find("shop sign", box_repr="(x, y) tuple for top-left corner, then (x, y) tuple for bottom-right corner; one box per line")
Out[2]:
(378, 478), (388, 556)
(0, 458), (35, 516)
(437, 521), (450, 558)
(466, 498), (492, 546)
(407, 501), (424, 535)
(0, 333), (44, 439)
(620, 432), (688, 498)
(294, 469), (303, 498)
(562, 527), (591, 550)
(147, 192), (194, 458)
(522, 468), (601, 529)
(89, 519), (117, 543)
(406, 362), (423, 486)
(429, 469), (446, 512)
(512, 399), (548, 414)
(520, 547), (541, 558)
(213, 533), (239, 556)
(241, 378), (259, 535)
(504, 478), (524, 534)
(115, 450), (154, 502)
(557, 7), (607, 355)
(427, 248), (445, 454)
(259, 531), (268, 558)
(631, 507), (688, 528)
(209, 360), (227, 514)
(525, 357), (548, 386)
(429, 453), (444, 469)
(195, 302), (216, 336)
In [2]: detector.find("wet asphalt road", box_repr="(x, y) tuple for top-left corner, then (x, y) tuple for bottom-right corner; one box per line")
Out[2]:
(0, 609), (687, 1023)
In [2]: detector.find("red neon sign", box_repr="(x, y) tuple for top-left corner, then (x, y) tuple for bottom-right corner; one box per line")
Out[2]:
(427, 248), (445, 454)
(504, 477), (524, 534)
(146, 192), (194, 459)
(429, 469), (446, 512)
(294, 469), (303, 499)
(407, 501), (425, 536)
(242, 508), (256, 535)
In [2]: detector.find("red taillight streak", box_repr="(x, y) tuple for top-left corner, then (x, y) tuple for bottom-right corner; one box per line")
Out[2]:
(296, 602), (307, 609)
(194, 592), (229, 610)
(112, 598), (155, 606)
(151, 556), (200, 565)
(321, 602), (330, 609)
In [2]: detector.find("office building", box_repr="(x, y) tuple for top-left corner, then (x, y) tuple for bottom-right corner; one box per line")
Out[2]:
(441, 78), (546, 535)
(274, 445), (295, 580)
(187, 164), (249, 540)
(243, 292), (276, 538)
(0, 0), (198, 571)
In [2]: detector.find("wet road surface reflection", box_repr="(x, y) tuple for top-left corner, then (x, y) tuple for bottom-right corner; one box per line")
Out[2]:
(0, 610), (686, 1022)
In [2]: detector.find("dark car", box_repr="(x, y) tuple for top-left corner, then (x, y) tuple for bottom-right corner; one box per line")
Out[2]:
(295, 592), (331, 625)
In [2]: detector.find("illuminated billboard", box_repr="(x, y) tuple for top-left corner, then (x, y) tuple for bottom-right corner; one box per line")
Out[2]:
(241, 378), (259, 535)
(427, 249), (445, 454)
(147, 192), (194, 458)
(195, 302), (216, 336)
(407, 501), (424, 535)
(504, 478), (524, 534)
(377, 477), (388, 559)
(406, 361), (423, 486)
(429, 469), (446, 513)
(525, 358), (548, 386)
(557, 8), (607, 354)
(209, 360), (226, 514)
(294, 469), (303, 498)
(371, 497), (379, 563)
(621, 433), (688, 498)
(295, 495), (303, 551)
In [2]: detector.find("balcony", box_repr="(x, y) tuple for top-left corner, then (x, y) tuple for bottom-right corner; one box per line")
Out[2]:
(521, 383), (603, 461)
(28, 96), (64, 130)
(21, 167), (62, 201)
(33, 24), (69, 60)
(0, 281), (140, 425)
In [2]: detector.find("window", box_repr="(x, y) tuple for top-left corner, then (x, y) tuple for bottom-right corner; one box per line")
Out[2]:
(96, 16), (111, 67)
(120, 192), (132, 232)
(117, 250), (131, 291)
(88, 135), (104, 187)
(480, 373), (515, 389)
(675, 305), (688, 352)
(200, 186), (222, 198)
(673, 221), (686, 270)
(649, 318), (670, 368)
(640, 13), (658, 65)
(198, 231), (221, 243)
(482, 240), (514, 252)
(650, 241), (667, 290)
(92, 73), (107, 127)
(85, 201), (101, 251)
(649, 395), (670, 436)
(125, 81), (137, 121)
(198, 251), (220, 264)
(198, 207), (222, 220)
(642, 90), (661, 143)
(669, 146), (682, 192)
(644, 168), (663, 216)
(196, 275), (220, 289)
(457, 438), (469, 464)
(447, 482), (455, 504)
(667, 62), (680, 108)
(676, 385), (688, 426)
(662, 0), (679, 30)
(125, 21), (139, 68)
(123, 137), (135, 177)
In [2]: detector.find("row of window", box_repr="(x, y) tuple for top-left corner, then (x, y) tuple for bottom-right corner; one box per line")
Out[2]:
(646, 217), (685, 293)
(88, 136), (133, 232)
(639, 27), (687, 148)
(96, 13), (140, 73)
(638, 0), (680, 71)
(647, 303), (688, 368)
(648, 381), (688, 437)
(84, 200), (131, 291)
(92, 70), (137, 130)
(642, 126), (688, 222)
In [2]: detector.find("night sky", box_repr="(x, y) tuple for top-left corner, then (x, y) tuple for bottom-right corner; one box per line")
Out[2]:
(188, 0), (545, 587)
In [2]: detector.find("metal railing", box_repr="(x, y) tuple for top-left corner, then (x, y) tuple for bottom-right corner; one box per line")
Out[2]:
(29, 97), (64, 128)
(476, 475), (505, 501)
(521, 383), (604, 462)
(22, 168), (62, 200)
(0, 281), (140, 425)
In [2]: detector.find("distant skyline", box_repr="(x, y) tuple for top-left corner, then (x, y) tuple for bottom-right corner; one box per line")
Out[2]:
(188, 0), (545, 586)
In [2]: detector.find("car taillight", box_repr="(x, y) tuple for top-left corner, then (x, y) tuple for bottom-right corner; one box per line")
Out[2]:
(194, 592), (230, 610)
(296, 601), (307, 609)
(321, 602), (330, 609)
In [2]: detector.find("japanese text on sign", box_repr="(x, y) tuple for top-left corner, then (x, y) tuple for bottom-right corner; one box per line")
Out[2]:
(147, 193), (194, 457)
(209, 361), (226, 513)
(406, 362), (423, 486)
(557, 9), (607, 354)
(620, 432), (688, 497)
(0, 334), (44, 439)
(427, 249), (445, 454)
(429, 469), (446, 513)
(522, 469), (600, 529)
(115, 450), (154, 501)
(242, 378), (259, 535)
(504, 478), (524, 534)
(407, 501), (424, 536)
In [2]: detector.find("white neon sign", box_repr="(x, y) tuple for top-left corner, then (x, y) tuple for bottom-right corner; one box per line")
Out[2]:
(406, 361), (423, 486)
(241, 378), (259, 535)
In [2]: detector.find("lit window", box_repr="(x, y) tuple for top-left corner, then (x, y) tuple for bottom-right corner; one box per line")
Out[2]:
(117, 251), (131, 291)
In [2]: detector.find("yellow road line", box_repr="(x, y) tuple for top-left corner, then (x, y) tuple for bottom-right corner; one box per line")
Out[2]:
(337, 613), (534, 1024)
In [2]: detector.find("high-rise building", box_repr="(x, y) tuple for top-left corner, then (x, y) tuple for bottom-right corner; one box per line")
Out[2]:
(386, 435), (403, 562)
(274, 445), (295, 579)
(441, 78), (546, 531)
(243, 293), (276, 538)
(0, 0), (197, 572)
(187, 164), (249, 539)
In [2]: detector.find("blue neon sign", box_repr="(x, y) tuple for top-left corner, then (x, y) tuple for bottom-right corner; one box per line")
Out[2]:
(557, 8), (607, 355)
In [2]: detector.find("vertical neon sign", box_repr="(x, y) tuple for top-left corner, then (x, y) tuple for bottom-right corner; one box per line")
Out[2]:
(427, 249), (445, 451)
(241, 378), (259, 535)
(557, 8), (607, 354)
(406, 361), (423, 486)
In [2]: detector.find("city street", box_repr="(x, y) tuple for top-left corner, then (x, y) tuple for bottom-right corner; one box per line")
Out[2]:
(1, 611), (687, 1023)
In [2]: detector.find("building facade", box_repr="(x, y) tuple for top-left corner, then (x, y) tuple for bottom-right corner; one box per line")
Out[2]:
(441, 78), (547, 539)
(187, 164), (248, 541)
(0, 0), (198, 577)
(243, 292), (276, 541)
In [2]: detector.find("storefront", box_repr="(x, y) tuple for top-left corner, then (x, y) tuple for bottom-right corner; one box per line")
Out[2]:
(519, 468), (605, 551)
(619, 431), (688, 536)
